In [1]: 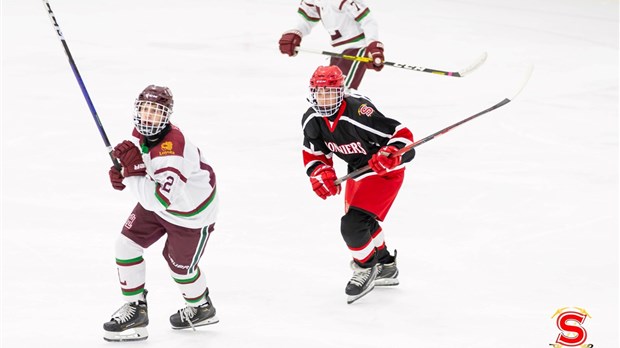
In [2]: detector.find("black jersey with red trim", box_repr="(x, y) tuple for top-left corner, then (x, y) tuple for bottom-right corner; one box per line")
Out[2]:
(301, 94), (414, 177)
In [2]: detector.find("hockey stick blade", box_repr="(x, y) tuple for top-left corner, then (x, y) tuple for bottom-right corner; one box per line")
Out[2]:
(296, 48), (487, 77)
(334, 64), (534, 185)
(454, 52), (488, 77)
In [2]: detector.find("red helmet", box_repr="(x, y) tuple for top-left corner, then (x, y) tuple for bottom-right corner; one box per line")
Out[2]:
(133, 85), (174, 136)
(309, 65), (344, 88)
(309, 66), (345, 116)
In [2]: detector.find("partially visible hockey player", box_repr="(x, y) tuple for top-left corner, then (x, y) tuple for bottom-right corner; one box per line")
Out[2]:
(279, 0), (384, 91)
(103, 85), (219, 341)
(301, 65), (415, 304)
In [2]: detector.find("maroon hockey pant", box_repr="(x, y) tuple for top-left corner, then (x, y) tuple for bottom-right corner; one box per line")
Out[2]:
(121, 203), (214, 275)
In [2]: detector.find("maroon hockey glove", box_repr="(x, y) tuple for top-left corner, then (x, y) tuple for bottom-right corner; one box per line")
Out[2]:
(112, 140), (146, 177)
(366, 41), (385, 71)
(108, 166), (126, 191)
(368, 146), (401, 175)
(310, 164), (341, 200)
(279, 30), (302, 56)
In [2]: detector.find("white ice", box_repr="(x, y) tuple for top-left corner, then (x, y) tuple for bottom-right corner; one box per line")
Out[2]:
(1, 0), (618, 347)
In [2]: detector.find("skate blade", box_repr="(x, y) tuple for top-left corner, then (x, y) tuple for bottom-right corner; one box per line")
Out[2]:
(375, 278), (399, 286)
(171, 316), (220, 330)
(346, 283), (376, 304)
(103, 327), (148, 342)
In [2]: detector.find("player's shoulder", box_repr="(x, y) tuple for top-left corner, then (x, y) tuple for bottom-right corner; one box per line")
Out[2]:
(344, 94), (380, 118)
(301, 107), (319, 127)
(301, 107), (322, 138)
(150, 124), (186, 159)
(341, 0), (370, 13)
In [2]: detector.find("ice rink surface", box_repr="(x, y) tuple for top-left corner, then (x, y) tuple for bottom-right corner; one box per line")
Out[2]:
(1, 0), (618, 347)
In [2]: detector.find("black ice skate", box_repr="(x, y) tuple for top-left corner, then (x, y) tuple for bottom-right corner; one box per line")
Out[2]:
(376, 250), (399, 286)
(170, 296), (219, 330)
(103, 291), (149, 342)
(345, 263), (378, 304)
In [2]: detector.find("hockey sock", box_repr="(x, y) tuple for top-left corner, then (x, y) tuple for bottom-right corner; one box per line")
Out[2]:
(115, 235), (146, 302)
(171, 266), (208, 306)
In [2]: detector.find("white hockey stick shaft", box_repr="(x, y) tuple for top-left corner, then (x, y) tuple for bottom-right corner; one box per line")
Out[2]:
(334, 64), (535, 185)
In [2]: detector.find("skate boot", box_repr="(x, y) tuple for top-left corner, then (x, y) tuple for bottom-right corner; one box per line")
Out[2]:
(345, 263), (378, 304)
(103, 290), (149, 342)
(170, 295), (219, 330)
(376, 250), (399, 286)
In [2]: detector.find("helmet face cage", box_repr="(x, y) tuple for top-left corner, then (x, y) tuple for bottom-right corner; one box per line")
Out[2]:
(133, 100), (172, 136)
(309, 86), (344, 116)
(308, 66), (345, 117)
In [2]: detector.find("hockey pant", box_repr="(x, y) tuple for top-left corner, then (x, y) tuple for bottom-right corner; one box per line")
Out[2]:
(341, 170), (405, 267)
(331, 47), (368, 90)
(115, 203), (213, 306)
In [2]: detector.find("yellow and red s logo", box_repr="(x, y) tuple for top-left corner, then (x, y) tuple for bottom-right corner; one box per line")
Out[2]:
(358, 104), (374, 117)
(550, 307), (593, 348)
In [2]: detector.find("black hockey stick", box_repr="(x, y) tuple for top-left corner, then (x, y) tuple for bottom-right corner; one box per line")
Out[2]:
(43, 0), (121, 170)
(296, 48), (487, 77)
(334, 65), (534, 185)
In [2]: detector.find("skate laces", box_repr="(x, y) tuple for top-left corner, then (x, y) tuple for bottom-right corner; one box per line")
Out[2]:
(350, 267), (373, 287)
(111, 303), (137, 324)
(178, 306), (198, 330)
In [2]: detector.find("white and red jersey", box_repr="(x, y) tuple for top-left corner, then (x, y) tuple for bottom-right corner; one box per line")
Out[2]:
(123, 124), (218, 229)
(292, 0), (379, 50)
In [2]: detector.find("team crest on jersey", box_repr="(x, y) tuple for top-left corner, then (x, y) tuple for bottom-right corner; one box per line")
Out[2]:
(159, 141), (175, 156)
(358, 104), (374, 117)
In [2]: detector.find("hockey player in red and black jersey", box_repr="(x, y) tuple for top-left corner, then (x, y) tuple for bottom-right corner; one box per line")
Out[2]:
(301, 65), (415, 304)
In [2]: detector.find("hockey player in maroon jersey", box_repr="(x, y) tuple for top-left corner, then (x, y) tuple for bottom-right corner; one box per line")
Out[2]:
(279, 0), (384, 90)
(103, 85), (219, 341)
(301, 65), (415, 304)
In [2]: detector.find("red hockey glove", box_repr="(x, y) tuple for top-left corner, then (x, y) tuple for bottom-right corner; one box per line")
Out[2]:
(112, 140), (146, 177)
(108, 166), (126, 191)
(279, 30), (302, 56)
(310, 164), (341, 200)
(366, 41), (385, 71)
(368, 146), (401, 175)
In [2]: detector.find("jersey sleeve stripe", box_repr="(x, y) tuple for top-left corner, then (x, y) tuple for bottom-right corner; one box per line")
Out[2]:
(302, 112), (320, 130)
(167, 187), (217, 217)
(298, 8), (320, 22)
(355, 8), (370, 22)
(388, 126), (414, 147)
(333, 33), (365, 47)
(154, 167), (188, 183)
(341, 116), (391, 138)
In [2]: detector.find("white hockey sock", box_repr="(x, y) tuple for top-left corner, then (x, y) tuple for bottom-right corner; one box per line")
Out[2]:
(115, 234), (146, 302)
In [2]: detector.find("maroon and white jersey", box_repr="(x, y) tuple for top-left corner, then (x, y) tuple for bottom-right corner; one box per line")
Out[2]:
(123, 124), (218, 228)
(292, 0), (379, 49)
(302, 94), (415, 180)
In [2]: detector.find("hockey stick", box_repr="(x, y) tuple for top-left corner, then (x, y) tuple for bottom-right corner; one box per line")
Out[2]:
(43, 0), (121, 170)
(334, 64), (534, 185)
(296, 47), (487, 77)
